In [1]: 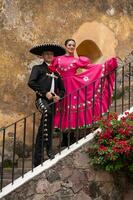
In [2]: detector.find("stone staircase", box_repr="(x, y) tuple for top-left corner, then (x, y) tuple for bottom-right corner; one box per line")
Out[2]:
(1, 99), (133, 190)
(1, 134), (61, 188)
(2, 168), (30, 188)
(1, 129), (93, 189)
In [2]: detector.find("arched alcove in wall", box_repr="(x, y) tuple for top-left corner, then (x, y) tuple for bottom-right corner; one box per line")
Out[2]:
(73, 21), (118, 63)
(76, 40), (102, 62)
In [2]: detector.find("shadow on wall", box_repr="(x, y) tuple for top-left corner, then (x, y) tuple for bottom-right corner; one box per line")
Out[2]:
(76, 40), (103, 63)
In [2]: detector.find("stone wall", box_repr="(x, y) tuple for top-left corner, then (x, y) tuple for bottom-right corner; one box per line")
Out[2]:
(2, 142), (133, 200)
(0, 0), (133, 128)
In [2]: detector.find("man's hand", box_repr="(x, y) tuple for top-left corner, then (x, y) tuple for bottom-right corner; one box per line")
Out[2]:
(53, 95), (60, 103)
(46, 92), (53, 100)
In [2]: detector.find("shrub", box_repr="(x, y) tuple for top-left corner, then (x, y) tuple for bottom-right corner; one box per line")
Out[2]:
(88, 112), (133, 173)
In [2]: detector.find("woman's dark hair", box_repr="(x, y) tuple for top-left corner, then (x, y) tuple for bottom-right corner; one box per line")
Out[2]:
(64, 39), (76, 46)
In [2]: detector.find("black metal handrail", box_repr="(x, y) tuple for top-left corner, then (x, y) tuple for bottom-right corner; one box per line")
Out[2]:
(0, 58), (132, 192)
(0, 58), (132, 131)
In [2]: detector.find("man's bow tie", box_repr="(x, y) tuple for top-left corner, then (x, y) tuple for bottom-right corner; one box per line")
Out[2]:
(46, 73), (58, 79)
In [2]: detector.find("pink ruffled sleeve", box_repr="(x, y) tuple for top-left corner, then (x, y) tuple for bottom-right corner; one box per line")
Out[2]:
(104, 57), (118, 72)
(76, 56), (91, 69)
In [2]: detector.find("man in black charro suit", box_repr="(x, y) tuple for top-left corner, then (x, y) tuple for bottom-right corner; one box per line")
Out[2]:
(28, 43), (65, 167)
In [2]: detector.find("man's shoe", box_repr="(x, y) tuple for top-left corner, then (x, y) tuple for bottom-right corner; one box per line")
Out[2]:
(47, 151), (55, 159)
(34, 161), (43, 167)
(61, 142), (68, 147)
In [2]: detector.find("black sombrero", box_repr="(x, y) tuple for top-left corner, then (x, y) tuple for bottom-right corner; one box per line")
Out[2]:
(29, 43), (66, 56)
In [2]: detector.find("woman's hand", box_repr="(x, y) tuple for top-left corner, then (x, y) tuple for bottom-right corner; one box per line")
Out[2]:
(53, 94), (60, 102)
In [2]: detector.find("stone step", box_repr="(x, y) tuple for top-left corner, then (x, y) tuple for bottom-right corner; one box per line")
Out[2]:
(17, 158), (33, 169)
(2, 169), (30, 179)
(1, 130), (93, 189)
(1, 179), (12, 188)
(1, 167), (32, 188)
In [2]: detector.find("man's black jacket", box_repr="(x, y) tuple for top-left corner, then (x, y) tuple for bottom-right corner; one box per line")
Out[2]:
(28, 62), (65, 100)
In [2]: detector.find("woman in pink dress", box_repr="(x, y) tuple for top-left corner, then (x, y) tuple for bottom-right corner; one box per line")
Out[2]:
(49, 39), (118, 132)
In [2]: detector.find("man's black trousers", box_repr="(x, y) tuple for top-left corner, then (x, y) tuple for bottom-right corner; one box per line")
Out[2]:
(34, 98), (54, 167)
